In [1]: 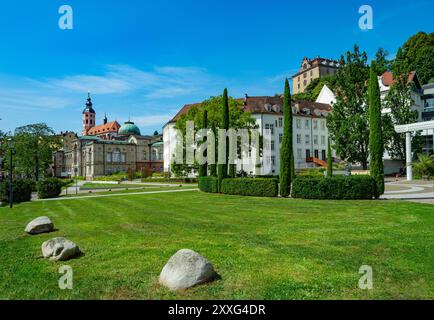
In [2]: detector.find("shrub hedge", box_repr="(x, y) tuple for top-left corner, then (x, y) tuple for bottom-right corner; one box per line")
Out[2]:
(291, 175), (376, 200)
(198, 176), (219, 193)
(221, 178), (279, 197)
(37, 178), (63, 199)
(0, 179), (34, 203)
(141, 177), (198, 183)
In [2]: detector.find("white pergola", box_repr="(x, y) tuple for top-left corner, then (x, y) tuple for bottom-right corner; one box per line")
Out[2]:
(395, 120), (434, 181)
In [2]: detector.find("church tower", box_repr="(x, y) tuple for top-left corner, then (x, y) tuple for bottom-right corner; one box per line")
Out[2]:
(82, 93), (96, 135)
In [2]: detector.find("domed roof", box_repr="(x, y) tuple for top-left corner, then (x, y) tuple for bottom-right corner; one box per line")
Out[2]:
(82, 93), (95, 114)
(118, 121), (141, 136)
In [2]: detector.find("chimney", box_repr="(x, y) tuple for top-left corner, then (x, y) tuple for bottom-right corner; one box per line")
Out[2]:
(244, 94), (248, 106)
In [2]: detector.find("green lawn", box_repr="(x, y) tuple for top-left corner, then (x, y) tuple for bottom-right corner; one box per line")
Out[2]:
(0, 191), (433, 300)
(80, 183), (150, 190)
(61, 186), (197, 198)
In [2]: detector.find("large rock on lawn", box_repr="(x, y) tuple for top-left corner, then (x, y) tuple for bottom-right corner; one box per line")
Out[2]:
(159, 249), (217, 290)
(41, 237), (81, 261)
(25, 216), (54, 235)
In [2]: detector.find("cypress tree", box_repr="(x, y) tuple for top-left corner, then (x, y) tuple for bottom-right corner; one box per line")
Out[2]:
(198, 110), (208, 177)
(209, 122), (217, 177)
(327, 138), (333, 177)
(369, 62), (385, 198)
(279, 79), (294, 197)
(218, 89), (229, 190)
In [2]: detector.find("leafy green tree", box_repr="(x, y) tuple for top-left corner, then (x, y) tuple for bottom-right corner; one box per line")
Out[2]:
(373, 48), (392, 76)
(327, 138), (333, 177)
(394, 32), (434, 85)
(326, 45), (370, 169)
(12, 123), (60, 181)
(198, 110), (208, 177)
(218, 89), (230, 189)
(292, 75), (337, 102)
(175, 94), (257, 178)
(368, 63), (385, 198)
(279, 78), (294, 197)
(382, 47), (422, 162)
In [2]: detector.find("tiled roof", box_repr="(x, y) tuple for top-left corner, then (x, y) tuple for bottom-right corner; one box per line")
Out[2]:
(167, 96), (332, 124)
(87, 121), (121, 135)
(381, 71), (417, 87)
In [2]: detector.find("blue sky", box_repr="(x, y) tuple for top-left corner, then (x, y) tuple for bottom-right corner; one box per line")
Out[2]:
(0, 0), (433, 135)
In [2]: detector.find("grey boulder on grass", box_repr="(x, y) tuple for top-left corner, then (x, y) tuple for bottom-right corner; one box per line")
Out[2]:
(159, 249), (218, 290)
(41, 237), (82, 261)
(25, 216), (54, 235)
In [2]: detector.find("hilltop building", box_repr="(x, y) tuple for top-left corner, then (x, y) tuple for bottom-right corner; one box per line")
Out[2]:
(292, 57), (340, 94)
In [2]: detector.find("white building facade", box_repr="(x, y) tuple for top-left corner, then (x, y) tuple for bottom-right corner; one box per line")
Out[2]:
(163, 96), (333, 177)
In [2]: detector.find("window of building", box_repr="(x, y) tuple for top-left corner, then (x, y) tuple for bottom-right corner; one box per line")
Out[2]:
(279, 133), (283, 143)
(106, 153), (112, 163)
(314, 135), (318, 145)
(303, 80), (307, 86)
(297, 148), (302, 159)
(271, 140), (275, 151)
(112, 149), (121, 163)
(305, 120), (309, 129)
(303, 73), (307, 78)
(296, 119), (301, 129)
(313, 120), (318, 130)
(321, 120), (326, 130)
(305, 135), (310, 144)
(321, 136), (326, 146)
(278, 117), (283, 127)
(297, 134), (301, 144)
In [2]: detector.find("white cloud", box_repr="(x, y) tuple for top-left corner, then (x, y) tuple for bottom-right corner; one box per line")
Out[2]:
(133, 114), (173, 127)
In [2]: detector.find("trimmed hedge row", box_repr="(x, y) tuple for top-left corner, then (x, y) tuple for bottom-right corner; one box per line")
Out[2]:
(198, 176), (219, 193)
(0, 179), (34, 203)
(221, 178), (279, 197)
(37, 178), (63, 199)
(142, 178), (198, 183)
(291, 176), (376, 200)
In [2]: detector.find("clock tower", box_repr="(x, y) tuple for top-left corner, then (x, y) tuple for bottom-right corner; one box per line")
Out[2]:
(82, 93), (96, 135)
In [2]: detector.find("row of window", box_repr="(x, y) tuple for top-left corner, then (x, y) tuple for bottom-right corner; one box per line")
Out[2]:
(296, 134), (327, 146)
(266, 119), (326, 133)
(266, 149), (327, 165)
(107, 150), (126, 163)
(296, 119), (326, 130)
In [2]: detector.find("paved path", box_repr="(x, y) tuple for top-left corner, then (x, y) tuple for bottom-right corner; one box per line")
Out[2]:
(382, 181), (434, 204)
(37, 188), (199, 201)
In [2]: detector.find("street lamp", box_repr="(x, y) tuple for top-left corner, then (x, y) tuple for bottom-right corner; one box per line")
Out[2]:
(74, 167), (78, 195)
(7, 138), (15, 209)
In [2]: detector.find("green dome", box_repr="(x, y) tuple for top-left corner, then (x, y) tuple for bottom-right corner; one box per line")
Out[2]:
(118, 121), (141, 136)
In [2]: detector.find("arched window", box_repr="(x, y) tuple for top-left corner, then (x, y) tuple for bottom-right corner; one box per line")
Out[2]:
(113, 149), (121, 163)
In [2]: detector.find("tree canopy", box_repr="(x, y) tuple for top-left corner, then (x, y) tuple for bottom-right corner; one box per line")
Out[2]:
(393, 32), (434, 85)
(326, 45), (370, 169)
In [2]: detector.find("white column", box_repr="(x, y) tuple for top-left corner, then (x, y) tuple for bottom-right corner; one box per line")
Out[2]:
(406, 132), (413, 181)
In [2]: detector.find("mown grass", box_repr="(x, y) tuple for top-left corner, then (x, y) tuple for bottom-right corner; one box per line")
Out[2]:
(61, 186), (197, 198)
(0, 191), (432, 300)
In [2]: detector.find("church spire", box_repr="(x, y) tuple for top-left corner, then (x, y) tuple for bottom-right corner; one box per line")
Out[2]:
(104, 113), (108, 125)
